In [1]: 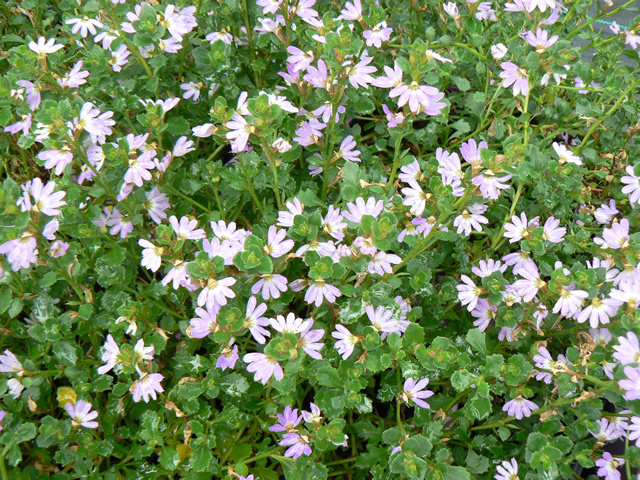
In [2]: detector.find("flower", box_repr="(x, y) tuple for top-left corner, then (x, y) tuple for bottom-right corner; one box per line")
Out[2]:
(612, 332), (640, 365)
(502, 396), (538, 419)
(252, 274), (288, 300)
(244, 297), (270, 344)
(594, 200), (618, 225)
(269, 406), (302, 432)
(621, 166), (640, 206)
(595, 452), (624, 480)
(97, 334), (121, 374)
(38, 146), (73, 176)
(499, 62), (529, 96)
(170, 215), (206, 241)
(472, 170), (512, 199)
(401, 377), (434, 409)
(198, 277), (237, 310)
(28, 36), (64, 58)
(594, 219), (630, 250)
(7, 378), (24, 398)
(368, 251), (402, 275)
(344, 53), (377, 89)
(243, 353), (284, 384)
(552, 142), (582, 165)
(286, 46), (314, 72)
(66, 17), (103, 38)
(270, 313), (310, 334)
(16, 80), (41, 110)
(553, 286), (588, 317)
(364, 21), (393, 48)
(344, 197), (384, 223)
(453, 204), (489, 236)
(0, 350), (24, 375)
(495, 458), (519, 480)
(145, 187), (170, 224)
(457, 275), (484, 311)
(503, 212), (538, 243)
(297, 322), (325, 359)
(524, 28), (558, 53)
(332, 325), (360, 359)
(264, 226), (295, 258)
(65, 400), (99, 429)
(187, 306), (220, 339)
(620, 366), (640, 400)
(217, 340), (239, 371)
(138, 239), (164, 272)
(590, 418), (624, 443)
(74, 102), (115, 144)
(576, 296), (622, 328)
(280, 432), (312, 459)
(491, 44), (508, 60)
(336, 135), (361, 163)
(627, 416), (640, 447)
(541, 216), (566, 243)
(131, 372), (164, 403)
(305, 279), (342, 307)
(19, 178), (67, 216)
(0, 234), (38, 272)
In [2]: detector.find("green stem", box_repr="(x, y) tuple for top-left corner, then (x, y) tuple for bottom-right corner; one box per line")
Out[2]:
(396, 368), (405, 435)
(385, 132), (405, 196)
(453, 42), (487, 61)
(0, 448), (7, 480)
(326, 457), (358, 466)
(244, 447), (282, 464)
(576, 78), (639, 154)
(161, 184), (211, 214)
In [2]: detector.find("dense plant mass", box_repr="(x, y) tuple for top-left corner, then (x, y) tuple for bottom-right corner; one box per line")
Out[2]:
(1, 0), (640, 478)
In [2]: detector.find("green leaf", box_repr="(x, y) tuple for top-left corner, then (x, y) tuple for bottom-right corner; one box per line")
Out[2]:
(317, 365), (342, 388)
(53, 342), (78, 366)
(451, 369), (474, 392)
(0, 288), (12, 315)
(465, 328), (486, 355)
(444, 465), (471, 480)
(465, 450), (489, 474)
(382, 427), (402, 445)
(452, 76), (471, 92)
(466, 381), (492, 420)
(503, 354), (533, 386)
(526, 432), (548, 452)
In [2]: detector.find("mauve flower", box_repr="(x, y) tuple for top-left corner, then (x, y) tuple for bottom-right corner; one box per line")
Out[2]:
(595, 452), (625, 480)
(472, 259), (507, 278)
(170, 215), (206, 241)
(576, 296), (622, 328)
(499, 62), (529, 96)
(29, 36), (64, 58)
(504, 212), (538, 243)
(512, 261), (546, 302)
(131, 371), (164, 403)
(66, 17), (103, 37)
(198, 277), (236, 310)
(344, 53), (377, 89)
(620, 366), (640, 401)
(454, 204), (489, 236)
(612, 332), (640, 365)
(471, 298), (497, 331)
(343, 197), (384, 223)
(16, 80), (41, 110)
(226, 113), (254, 152)
(187, 305), (220, 339)
(4, 114), (32, 136)
(368, 251), (401, 275)
(392, 81), (441, 114)
(621, 166), (640, 206)
(74, 102), (115, 144)
(0, 350), (24, 375)
(252, 274), (288, 300)
(65, 400), (99, 429)
(145, 187), (170, 224)
(286, 46), (314, 72)
(305, 279), (341, 307)
(216, 340), (239, 371)
(524, 28), (558, 53)
(50, 240), (69, 258)
(552, 142), (582, 165)
(495, 459), (519, 480)
(332, 324), (359, 359)
(298, 322), (325, 359)
(243, 296), (270, 344)
(553, 286), (588, 317)
(264, 226), (294, 258)
(364, 21), (392, 48)
(503, 396), (538, 419)
(257, 0), (282, 14)
(591, 418), (624, 443)
(293, 119), (325, 146)
(269, 406), (302, 432)
(594, 219), (630, 250)
(243, 353), (283, 384)
(457, 275), (483, 311)
(401, 377), (434, 409)
(627, 416), (640, 447)
(594, 200), (618, 225)
(97, 334), (121, 374)
(280, 432), (312, 459)
(472, 170), (512, 199)
(542, 216), (566, 243)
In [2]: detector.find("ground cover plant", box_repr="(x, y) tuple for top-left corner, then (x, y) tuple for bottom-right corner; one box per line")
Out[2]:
(1, 0), (640, 478)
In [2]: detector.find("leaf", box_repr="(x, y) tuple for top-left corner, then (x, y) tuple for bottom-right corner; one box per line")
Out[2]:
(503, 354), (533, 386)
(450, 119), (471, 138)
(465, 450), (489, 474)
(451, 369), (474, 392)
(465, 328), (486, 355)
(0, 288), (12, 315)
(317, 365), (342, 388)
(452, 76), (471, 92)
